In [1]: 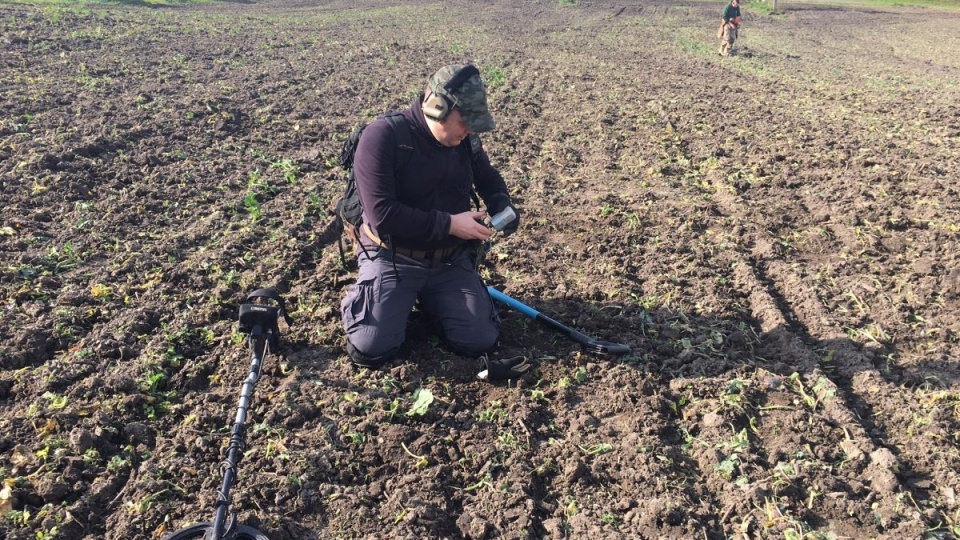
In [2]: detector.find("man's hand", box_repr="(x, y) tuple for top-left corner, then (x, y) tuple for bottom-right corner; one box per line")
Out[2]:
(449, 211), (493, 241)
(486, 193), (521, 237)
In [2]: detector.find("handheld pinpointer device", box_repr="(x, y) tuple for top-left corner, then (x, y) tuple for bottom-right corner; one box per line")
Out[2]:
(490, 206), (517, 232)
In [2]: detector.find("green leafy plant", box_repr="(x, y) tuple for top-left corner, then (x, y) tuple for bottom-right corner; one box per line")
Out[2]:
(35, 438), (67, 463)
(36, 525), (60, 539)
(106, 454), (127, 473)
(243, 192), (261, 221)
(90, 283), (112, 300)
(498, 431), (520, 449)
(7, 509), (30, 527)
(42, 391), (68, 410)
(715, 454), (739, 480)
(477, 400), (507, 423)
(401, 442), (428, 468)
(247, 169), (265, 189)
(580, 442), (612, 456)
(406, 388), (434, 417)
(464, 473), (494, 492)
(270, 158), (299, 184)
(529, 388), (550, 403)
(484, 66), (507, 87)
(82, 448), (101, 464)
(601, 512), (620, 526)
(715, 428), (749, 480)
(139, 371), (166, 393)
(196, 326), (215, 345)
(307, 193), (327, 217)
(43, 242), (82, 272)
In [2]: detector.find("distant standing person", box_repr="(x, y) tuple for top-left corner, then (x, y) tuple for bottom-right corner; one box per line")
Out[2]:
(718, 0), (741, 56)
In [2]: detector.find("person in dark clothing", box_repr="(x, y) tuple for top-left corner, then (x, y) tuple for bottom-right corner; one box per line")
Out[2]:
(719, 0), (741, 56)
(340, 64), (520, 370)
(721, 0), (741, 25)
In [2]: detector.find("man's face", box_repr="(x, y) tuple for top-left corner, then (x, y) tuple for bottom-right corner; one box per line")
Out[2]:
(431, 108), (474, 147)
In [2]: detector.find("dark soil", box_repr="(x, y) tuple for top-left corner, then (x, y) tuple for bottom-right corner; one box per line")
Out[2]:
(2, 0), (959, 538)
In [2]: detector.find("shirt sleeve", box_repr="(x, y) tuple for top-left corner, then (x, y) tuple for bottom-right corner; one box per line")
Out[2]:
(471, 142), (511, 208)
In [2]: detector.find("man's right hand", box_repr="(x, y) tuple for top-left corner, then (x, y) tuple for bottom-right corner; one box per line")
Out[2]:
(449, 211), (493, 241)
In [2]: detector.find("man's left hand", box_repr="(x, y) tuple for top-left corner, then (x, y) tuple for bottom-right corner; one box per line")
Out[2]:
(487, 193), (520, 237)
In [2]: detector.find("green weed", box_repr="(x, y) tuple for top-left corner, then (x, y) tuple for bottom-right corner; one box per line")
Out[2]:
(476, 400), (507, 423)
(42, 242), (83, 272)
(580, 442), (613, 456)
(601, 512), (620, 526)
(464, 473), (494, 492)
(41, 391), (68, 410)
(270, 158), (299, 184)
(406, 388), (434, 417)
(401, 442), (428, 468)
(484, 66), (507, 88)
(243, 192), (261, 221)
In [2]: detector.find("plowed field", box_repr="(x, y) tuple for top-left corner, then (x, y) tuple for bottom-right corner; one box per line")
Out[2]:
(2, 0), (959, 538)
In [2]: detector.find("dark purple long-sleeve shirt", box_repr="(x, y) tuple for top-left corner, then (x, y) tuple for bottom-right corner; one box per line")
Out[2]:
(353, 95), (509, 251)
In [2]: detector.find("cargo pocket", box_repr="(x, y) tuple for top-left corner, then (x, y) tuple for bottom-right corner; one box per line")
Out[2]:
(341, 274), (378, 333)
(462, 256), (500, 331)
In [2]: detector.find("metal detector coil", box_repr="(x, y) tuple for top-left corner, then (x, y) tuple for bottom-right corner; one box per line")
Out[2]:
(238, 288), (293, 351)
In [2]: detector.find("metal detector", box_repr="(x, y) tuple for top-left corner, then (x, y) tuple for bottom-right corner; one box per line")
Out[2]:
(487, 287), (630, 357)
(165, 288), (291, 540)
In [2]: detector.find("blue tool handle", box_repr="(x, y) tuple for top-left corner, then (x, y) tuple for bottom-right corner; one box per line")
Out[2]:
(487, 286), (540, 319)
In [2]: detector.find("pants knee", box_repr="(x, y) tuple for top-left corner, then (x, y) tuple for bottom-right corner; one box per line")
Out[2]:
(446, 330), (499, 358)
(346, 340), (398, 369)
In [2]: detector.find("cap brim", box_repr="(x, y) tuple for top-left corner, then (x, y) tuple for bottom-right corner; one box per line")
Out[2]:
(452, 74), (496, 132)
(462, 107), (496, 132)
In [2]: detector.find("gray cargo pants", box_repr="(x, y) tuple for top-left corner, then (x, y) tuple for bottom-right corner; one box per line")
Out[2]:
(341, 248), (500, 367)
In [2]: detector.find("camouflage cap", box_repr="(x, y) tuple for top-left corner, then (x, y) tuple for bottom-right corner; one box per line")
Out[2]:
(428, 64), (496, 132)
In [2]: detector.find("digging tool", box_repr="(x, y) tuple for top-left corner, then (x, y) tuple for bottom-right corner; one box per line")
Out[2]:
(166, 288), (291, 540)
(487, 287), (630, 357)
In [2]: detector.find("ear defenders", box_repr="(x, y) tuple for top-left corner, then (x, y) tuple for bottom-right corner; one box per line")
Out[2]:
(423, 64), (481, 122)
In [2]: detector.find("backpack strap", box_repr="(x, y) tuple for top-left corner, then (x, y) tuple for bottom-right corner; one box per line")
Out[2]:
(468, 133), (482, 160)
(383, 112), (414, 171)
(467, 134), (482, 210)
(337, 113), (415, 265)
(356, 113), (415, 269)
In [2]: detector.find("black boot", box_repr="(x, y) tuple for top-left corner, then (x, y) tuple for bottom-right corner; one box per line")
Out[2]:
(346, 341), (397, 369)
